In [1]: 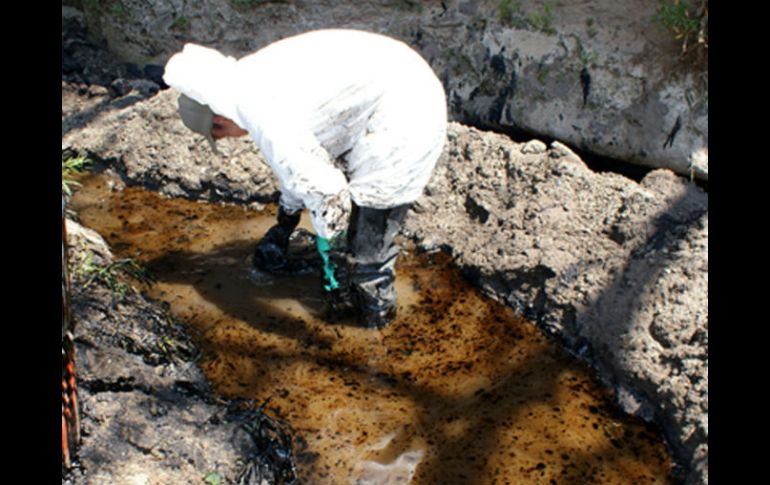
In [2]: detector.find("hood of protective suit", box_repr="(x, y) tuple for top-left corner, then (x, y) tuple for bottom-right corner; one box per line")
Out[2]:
(163, 43), (242, 125)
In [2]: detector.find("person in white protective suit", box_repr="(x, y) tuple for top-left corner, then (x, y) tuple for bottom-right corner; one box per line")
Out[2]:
(163, 29), (447, 328)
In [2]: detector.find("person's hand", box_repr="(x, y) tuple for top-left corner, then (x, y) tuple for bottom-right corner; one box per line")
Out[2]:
(211, 115), (249, 139)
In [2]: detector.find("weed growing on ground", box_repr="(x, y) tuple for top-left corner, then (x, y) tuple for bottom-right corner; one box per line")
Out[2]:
(394, 0), (423, 13)
(537, 65), (550, 85)
(171, 15), (190, 32)
(585, 17), (598, 38)
(152, 306), (200, 364)
(78, 255), (153, 299)
(499, 0), (525, 27)
(654, 0), (708, 56)
(203, 471), (223, 485)
(110, 1), (129, 20)
(527, 1), (557, 35)
(499, 0), (557, 34)
(62, 155), (91, 200)
(578, 44), (599, 68)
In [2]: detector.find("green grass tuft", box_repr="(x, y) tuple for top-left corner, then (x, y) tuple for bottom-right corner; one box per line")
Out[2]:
(171, 15), (190, 32)
(527, 1), (557, 35)
(78, 256), (154, 298)
(62, 155), (92, 199)
(654, 0), (708, 55)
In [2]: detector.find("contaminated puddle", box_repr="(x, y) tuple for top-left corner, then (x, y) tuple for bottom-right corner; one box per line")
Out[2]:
(70, 173), (679, 485)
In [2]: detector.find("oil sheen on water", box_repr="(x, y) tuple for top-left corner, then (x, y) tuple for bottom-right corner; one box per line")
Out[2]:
(70, 174), (679, 484)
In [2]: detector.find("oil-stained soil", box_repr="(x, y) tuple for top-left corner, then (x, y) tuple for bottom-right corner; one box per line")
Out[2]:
(70, 173), (680, 484)
(62, 5), (708, 481)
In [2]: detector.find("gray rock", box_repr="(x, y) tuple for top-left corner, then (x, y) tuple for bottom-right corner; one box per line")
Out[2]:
(549, 140), (581, 161)
(65, 1), (708, 180)
(520, 139), (547, 154)
(110, 78), (160, 97)
(62, 88), (279, 205)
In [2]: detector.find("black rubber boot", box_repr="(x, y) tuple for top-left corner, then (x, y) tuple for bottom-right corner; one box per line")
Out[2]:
(253, 206), (301, 274)
(320, 248), (358, 322)
(357, 297), (398, 329)
(348, 204), (411, 329)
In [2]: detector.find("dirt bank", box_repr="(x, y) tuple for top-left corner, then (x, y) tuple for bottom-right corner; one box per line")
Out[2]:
(63, 219), (246, 484)
(63, 219), (301, 485)
(64, 0), (708, 179)
(404, 127), (708, 485)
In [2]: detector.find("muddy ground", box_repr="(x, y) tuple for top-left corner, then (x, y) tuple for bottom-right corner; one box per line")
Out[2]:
(63, 219), (247, 485)
(61, 18), (707, 485)
(63, 219), (302, 485)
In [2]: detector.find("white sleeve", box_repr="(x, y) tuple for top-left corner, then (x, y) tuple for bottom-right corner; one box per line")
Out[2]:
(248, 118), (351, 240)
(278, 190), (304, 215)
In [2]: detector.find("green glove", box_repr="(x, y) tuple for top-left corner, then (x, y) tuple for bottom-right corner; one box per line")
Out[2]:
(316, 236), (340, 292)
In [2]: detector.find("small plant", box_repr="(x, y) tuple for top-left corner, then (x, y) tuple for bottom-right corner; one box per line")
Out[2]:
(394, 0), (423, 13)
(499, 0), (524, 26)
(203, 471), (223, 485)
(585, 17), (598, 38)
(170, 14), (190, 32)
(78, 255), (153, 298)
(527, 1), (557, 35)
(62, 155), (92, 199)
(578, 45), (599, 68)
(110, 1), (130, 20)
(499, 0), (557, 33)
(151, 308), (198, 364)
(654, 0), (708, 55)
(537, 65), (550, 85)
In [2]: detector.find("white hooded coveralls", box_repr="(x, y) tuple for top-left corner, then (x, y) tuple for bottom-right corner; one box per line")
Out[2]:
(163, 29), (448, 240)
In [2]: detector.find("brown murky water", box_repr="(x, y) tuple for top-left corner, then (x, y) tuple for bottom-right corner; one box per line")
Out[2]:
(71, 173), (678, 485)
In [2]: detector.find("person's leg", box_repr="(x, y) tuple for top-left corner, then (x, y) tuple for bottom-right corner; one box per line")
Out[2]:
(348, 203), (411, 328)
(333, 71), (444, 327)
(253, 205), (301, 273)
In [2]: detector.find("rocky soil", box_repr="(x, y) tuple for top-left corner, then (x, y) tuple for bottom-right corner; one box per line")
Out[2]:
(405, 128), (708, 485)
(63, 219), (245, 485)
(61, 6), (707, 485)
(63, 220), (300, 485)
(64, 0), (707, 179)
